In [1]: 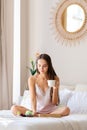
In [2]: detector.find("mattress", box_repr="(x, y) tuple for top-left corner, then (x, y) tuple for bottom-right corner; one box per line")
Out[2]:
(0, 110), (87, 130)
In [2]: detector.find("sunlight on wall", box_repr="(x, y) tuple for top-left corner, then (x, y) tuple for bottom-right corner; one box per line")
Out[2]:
(13, 0), (20, 104)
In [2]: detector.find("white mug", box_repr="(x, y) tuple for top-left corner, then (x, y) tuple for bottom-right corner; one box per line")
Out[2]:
(47, 80), (56, 87)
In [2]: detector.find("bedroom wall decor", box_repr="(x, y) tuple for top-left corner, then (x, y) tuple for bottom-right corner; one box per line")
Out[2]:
(50, 0), (87, 46)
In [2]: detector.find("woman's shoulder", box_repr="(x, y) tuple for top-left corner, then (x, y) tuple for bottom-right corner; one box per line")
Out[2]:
(28, 75), (37, 88)
(28, 74), (38, 82)
(28, 75), (35, 81)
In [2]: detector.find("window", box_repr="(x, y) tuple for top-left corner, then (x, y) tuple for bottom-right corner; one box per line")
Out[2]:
(13, 0), (20, 104)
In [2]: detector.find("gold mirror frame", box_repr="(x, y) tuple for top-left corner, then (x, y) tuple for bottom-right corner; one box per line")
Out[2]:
(50, 0), (87, 46)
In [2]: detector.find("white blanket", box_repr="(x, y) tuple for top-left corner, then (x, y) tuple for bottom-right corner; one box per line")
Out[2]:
(0, 110), (87, 130)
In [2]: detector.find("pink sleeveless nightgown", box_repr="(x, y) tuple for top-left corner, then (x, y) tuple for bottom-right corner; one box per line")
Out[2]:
(36, 84), (58, 114)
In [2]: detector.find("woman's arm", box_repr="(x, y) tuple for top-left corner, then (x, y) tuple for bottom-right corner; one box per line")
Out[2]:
(51, 76), (60, 105)
(28, 76), (36, 114)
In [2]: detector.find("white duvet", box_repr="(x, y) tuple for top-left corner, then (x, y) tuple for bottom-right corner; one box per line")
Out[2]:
(0, 110), (87, 130)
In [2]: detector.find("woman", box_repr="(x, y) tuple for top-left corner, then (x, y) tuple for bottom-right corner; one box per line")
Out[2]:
(11, 54), (70, 117)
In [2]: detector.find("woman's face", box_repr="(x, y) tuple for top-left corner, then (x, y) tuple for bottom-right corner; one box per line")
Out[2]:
(37, 59), (48, 74)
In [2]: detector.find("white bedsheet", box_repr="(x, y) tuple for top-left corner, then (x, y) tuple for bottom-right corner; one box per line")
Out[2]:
(0, 110), (87, 130)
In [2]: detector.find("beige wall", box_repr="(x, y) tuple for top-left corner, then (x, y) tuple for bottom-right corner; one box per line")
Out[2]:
(21, 0), (87, 92)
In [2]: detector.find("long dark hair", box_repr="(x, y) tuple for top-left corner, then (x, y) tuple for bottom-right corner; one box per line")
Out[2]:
(36, 54), (57, 79)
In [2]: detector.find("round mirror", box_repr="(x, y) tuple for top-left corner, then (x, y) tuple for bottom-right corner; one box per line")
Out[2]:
(50, 0), (87, 46)
(62, 4), (85, 33)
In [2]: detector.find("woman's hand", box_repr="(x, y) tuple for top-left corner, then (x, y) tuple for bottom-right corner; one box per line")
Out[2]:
(51, 76), (60, 105)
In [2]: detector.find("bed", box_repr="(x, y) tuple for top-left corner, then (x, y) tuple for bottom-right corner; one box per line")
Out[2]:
(0, 84), (87, 130)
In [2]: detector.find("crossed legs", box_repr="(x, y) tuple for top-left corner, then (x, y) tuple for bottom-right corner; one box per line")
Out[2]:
(11, 105), (70, 117)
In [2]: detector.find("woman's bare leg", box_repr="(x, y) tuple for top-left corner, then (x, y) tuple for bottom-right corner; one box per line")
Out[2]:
(11, 105), (70, 117)
(37, 106), (70, 117)
(50, 106), (70, 116)
(11, 105), (30, 115)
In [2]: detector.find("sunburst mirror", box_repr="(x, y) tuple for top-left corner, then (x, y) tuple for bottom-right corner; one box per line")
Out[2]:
(50, 0), (87, 46)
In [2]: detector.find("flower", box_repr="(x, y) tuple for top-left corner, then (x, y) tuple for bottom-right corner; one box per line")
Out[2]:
(27, 52), (40, 75)
(27, 58), (36, 75)
(35, 52), (40, 58)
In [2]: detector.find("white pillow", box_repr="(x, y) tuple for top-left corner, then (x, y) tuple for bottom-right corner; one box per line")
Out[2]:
(67, 92), (87, 114)
(20, 90), (31, 109)
(75, 84), (87, 92)
(60, 84), (75, 90)
(59, 89), (73, 105)
(21, 89), (73, 108)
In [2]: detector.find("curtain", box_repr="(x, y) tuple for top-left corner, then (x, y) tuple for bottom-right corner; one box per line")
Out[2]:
(0, 0), (13, 109)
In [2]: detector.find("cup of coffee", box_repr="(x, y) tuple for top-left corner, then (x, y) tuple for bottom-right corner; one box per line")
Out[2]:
(47, 80), (56, 87)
